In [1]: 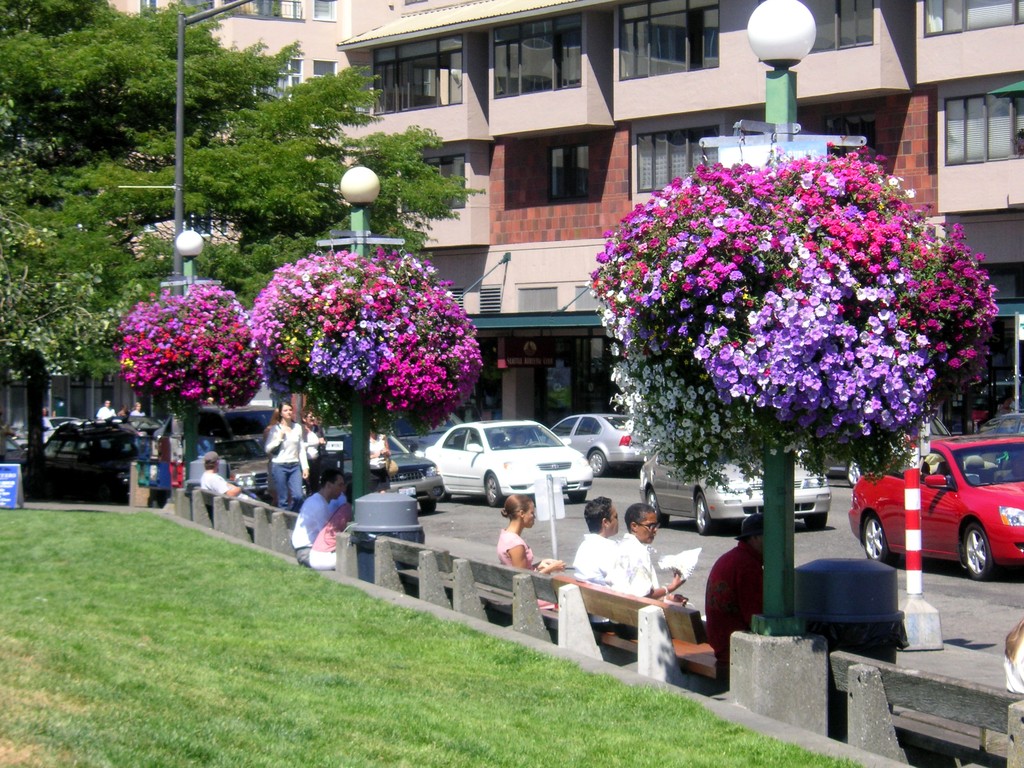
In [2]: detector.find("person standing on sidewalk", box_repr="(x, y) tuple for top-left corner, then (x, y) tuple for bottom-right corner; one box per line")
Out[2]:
(264, 402), (308, 512)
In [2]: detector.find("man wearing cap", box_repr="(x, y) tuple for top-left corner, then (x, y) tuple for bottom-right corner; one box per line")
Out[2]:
(705, 512), (764, 670)
(199, 451), (242, 498)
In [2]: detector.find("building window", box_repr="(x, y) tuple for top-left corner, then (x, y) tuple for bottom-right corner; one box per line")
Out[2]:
(804, 0), (873, 50)
(550, 145), (588, 199)
(637, 127), (718, 191)
(926, 0), (1021, 33)
(824, 112), (876, 151)
(426, 155), (467, 209)
(494, 15), (581, 97)
(619, 0), (719, 80)
(275, 59), (302, 96)
(479, 286), (503, 313)
(519, 287), (558, 312)
(314, 0), (336, 20)
(945, 95), (1024, 164)
(239, 0), (304, 19)
(140, 0), (158, 11)
(374, 36), (463, 114)
(312, 60), (337, 77)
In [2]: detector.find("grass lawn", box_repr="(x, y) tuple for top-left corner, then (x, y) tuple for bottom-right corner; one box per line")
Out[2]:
(0, 509), (859, 768)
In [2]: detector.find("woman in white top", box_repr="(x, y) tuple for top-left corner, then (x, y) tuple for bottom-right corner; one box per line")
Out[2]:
(264, 402), (309, 511)
(1006, 615), (1024, 693)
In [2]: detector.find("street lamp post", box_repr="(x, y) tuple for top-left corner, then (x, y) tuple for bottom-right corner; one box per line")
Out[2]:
(746, 0), (817, 637)
(339, 166), (381, 502)
(173, 0), (255, 298)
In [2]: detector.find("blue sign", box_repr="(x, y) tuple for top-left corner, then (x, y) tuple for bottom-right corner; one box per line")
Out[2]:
(0, 463), (23, 509)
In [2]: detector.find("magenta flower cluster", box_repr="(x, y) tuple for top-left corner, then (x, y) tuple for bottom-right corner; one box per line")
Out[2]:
(116, 284), (262, 412)
(250, 250), (482, 430)
(593, 153), (996, 479)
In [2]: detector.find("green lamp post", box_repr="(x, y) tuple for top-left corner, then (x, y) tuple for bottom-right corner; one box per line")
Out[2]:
(339, 165), (381, 501)
(745, 0), (817, 636)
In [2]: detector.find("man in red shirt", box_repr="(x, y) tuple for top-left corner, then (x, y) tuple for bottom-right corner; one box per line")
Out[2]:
(705, 513), (764, 672)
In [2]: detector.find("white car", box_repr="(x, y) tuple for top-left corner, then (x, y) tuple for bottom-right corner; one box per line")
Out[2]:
(640, 455), (831, 536)
(425, 420), (594, 507)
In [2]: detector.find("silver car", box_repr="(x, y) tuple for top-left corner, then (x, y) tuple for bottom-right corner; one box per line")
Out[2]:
(640, 455), (831, 536)
(550, 413), (643, 477)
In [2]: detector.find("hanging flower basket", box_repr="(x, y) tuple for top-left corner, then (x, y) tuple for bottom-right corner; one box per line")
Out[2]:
(592, 153), (997, 480)
(251, 249), (482, 430)
(117, 284), (263, 414)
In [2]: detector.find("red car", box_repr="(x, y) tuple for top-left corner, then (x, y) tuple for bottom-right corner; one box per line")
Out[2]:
(849, 436), (1024, 581)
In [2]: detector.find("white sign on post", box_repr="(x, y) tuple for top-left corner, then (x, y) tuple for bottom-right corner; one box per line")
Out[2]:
(533, 474), (566, 560)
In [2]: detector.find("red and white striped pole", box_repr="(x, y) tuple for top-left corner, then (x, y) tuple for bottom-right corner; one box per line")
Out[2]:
(904, 467), (923, 597)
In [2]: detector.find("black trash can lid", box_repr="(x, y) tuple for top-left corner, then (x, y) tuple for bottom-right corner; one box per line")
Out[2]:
(795, 558), (902, 623)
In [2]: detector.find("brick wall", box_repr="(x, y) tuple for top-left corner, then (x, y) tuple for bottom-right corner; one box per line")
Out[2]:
(491, 127), (632, 245)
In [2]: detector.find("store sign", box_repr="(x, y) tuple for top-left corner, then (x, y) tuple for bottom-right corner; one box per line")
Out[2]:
(499, 337), (555, 368)
(0, 463), (24, 509)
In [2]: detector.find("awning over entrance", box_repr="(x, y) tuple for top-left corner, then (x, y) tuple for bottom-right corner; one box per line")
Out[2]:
(989, 80), (1024, 98)
(339, 0), (608, 49)
(470, 311), (603, 330)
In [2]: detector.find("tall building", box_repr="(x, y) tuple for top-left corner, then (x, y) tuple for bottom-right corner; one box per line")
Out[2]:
(338, 0), (1024, 429)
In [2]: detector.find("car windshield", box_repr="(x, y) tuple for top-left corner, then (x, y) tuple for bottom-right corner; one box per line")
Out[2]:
(216, 438), (265, 462)
(483, 424), (561, 450)
(952, 444), (1024, 486)
(224, 410), (275, 436)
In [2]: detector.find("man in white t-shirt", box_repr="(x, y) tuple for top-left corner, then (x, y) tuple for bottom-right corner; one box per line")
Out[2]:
(292, 468), (348, 567)
(96, 400), (116, 420)
(199, 451), (241, 498)
(572, 496), (620, 586)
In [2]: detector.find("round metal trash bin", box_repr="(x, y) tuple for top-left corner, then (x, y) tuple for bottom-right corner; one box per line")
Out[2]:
(350, 493), (424, 583)
(796, 558), (907, 739)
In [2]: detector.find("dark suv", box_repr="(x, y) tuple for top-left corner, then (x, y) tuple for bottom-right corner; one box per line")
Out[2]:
(198, 406), (277, 442)
(43, 420), (148, 503)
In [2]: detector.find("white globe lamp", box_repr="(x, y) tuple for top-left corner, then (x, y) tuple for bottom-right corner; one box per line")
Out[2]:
(747, 0), (817, 68)
(340, 166), (381, 205)
(175, 228), (205, 259)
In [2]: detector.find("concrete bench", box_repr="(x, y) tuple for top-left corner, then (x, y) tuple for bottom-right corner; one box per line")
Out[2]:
(364, 536), (559, 641)
(173, 488), (296, 556)
(552, 575), (724, 695)
(829, 649), (1024, 765)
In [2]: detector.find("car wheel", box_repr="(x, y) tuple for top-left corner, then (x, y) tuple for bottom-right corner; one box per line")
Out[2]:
(646, 487), (669, 526)
(694, 491), (717, 536)
(861, 513), (895, 565)
(587, 450), (608, 477)
(803, 512), (828, 531)
(961, 522), (997, 581)
(95, 483), (112, 504)
(567, 491), (588, 504)
(484, 473), (504, 508)
(847, 463), (861, 487)
(418, 499), (437, 515)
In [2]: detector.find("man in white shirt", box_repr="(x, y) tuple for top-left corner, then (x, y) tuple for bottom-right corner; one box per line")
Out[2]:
(610, 502), (684, 602)
(572, 496), (619, 586)
(199, 451), (241, 498)
(292, 468), (348, 567)
(96, 400), (116, 420)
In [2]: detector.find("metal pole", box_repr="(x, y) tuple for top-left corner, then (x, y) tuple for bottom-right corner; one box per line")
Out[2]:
(1015, 313), (1021, 414)
(751, 62), (804, 637)
(350, 211), (372, 502)
(172, 11), (186, 297)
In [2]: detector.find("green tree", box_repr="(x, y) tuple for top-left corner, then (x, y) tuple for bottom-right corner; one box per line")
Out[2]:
(0, 0), (473, 487)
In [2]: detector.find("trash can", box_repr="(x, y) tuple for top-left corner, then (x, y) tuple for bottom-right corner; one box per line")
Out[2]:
(350, 493), (424, 583)
(796, 558), (907, 739)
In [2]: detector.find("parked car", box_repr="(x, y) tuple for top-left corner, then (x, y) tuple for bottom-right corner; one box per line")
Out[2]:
(321, 426), (445, 514)
(550, 413), (642, 477)
(43, 420), (148, 503)
(978, 412), (1024, 435)
(640, 455), (831, 536)
(424, 420), (593, 507)
(2, 436), (26, 465)
(213, 437), (271, 501)
(827, 417), (952, 486)
(391, 415), (463, 455)
(849, 435), (1024, 581)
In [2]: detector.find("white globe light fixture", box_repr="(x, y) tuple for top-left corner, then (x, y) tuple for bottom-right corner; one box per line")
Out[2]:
(340, 166), (381, 205)
(174, 228), (205, 259)
(746, 0), (816, 126)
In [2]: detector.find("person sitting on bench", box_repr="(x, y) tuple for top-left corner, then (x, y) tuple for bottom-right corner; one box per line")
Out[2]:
(609, 503), (684, 602)
(573, 496), (619, 587)
(705, 513), (764, 669)
(497, 494), (564, 574)
(199, 451), (241, 498)
(309, 476), (353, 571)
(292, 468), (348, 568)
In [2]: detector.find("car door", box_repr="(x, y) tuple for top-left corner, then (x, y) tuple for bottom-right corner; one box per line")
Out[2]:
(653, 460), (689, 516)
(434, 427), (474, 492)
(572, 416), (602, 456)
(551, 417), (578, 446)
(920, 449), (971, 558)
